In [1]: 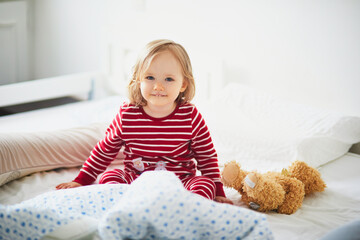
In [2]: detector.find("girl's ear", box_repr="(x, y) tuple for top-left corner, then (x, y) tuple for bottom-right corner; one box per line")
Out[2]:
(180, 79), (188, 92)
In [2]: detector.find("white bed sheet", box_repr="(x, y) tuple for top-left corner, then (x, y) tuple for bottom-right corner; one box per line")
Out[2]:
(0, 95), (359, 240)
(267, 153), (360, 240)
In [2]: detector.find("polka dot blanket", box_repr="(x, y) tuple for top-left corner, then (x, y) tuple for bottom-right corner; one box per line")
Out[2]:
(0, 171), (273, 240)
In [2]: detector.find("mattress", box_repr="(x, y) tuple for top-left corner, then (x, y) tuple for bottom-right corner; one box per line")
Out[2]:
(1, 86), (360, 239)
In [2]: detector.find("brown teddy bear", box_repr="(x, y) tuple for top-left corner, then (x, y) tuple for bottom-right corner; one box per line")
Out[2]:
(221, 160), (326, 214)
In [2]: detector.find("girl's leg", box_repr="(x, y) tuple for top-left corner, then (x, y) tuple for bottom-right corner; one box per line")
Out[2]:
(99, 169), (137, 184)
(183, 176), (216, 200)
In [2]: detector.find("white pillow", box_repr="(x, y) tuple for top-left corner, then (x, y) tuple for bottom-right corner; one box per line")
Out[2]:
(0, 123), (124, 186)
(198, 83), (360, 172)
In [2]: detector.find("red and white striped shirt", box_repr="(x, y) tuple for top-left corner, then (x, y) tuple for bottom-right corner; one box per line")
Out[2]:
(74, 102), (225, 197)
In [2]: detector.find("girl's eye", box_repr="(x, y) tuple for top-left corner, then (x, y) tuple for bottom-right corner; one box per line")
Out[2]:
(146, 76), (154, 80)
(165, 77), (174, 82)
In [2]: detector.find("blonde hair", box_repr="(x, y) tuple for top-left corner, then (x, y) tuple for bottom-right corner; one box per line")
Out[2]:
(128, 39), (195, 106)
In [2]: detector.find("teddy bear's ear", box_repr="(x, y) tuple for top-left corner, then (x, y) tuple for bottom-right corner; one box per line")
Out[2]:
(281, 168), (290, 177)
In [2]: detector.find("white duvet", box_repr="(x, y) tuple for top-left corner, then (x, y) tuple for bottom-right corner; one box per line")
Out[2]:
(0, 171), (272, 240)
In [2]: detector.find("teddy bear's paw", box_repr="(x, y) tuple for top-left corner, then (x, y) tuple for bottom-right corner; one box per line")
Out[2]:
(245, 173), (258, 189)
(249, 202), (260, 210)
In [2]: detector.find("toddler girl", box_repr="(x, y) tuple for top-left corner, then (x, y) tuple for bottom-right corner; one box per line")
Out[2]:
(56, 39), (232, 204)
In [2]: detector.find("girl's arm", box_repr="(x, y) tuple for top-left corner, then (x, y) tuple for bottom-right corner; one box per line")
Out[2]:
(73, 112), (124, 185)
(56, 107), (125, 189)
(191, 106), (228, 199)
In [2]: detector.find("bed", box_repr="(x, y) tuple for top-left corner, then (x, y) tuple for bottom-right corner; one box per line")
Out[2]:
(1, 53), (360, 240)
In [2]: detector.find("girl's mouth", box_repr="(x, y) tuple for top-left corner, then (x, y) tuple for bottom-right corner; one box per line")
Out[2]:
(151, 93), (167, 97)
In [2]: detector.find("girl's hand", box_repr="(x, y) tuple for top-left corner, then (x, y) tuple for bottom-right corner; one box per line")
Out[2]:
(214, 196), (233, 205)
(56, 181), (82, 190)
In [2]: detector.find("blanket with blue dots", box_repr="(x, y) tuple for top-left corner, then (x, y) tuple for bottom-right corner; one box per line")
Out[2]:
(0, 171), (273, 240)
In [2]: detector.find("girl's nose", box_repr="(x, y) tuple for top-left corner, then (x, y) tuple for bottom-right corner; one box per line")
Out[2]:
(153, 81), (164, 91)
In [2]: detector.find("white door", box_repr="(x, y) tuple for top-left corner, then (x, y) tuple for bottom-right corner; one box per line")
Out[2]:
(0, 1), (28, 85)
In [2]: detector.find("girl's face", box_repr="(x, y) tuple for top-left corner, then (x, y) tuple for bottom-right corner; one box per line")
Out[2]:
(140, 51), (187, 115)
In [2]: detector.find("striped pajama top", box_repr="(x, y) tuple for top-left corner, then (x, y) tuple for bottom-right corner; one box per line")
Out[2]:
(74, 102), (225, 197)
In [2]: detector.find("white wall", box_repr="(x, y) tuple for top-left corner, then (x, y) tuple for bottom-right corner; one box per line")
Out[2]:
(31, 0), (360, 116)
(32, 0), (103, 79)
(102, 0), (360, 116)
